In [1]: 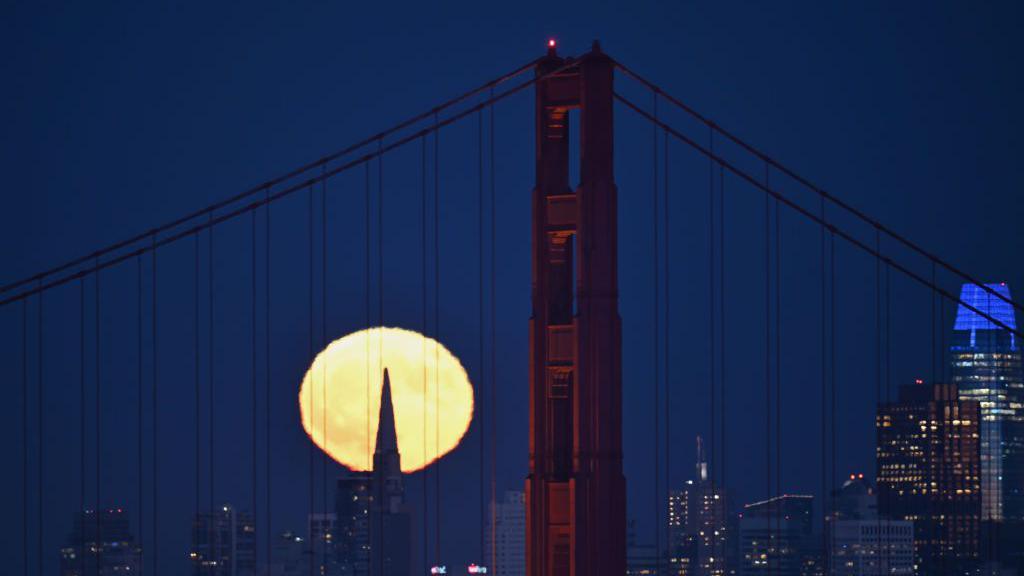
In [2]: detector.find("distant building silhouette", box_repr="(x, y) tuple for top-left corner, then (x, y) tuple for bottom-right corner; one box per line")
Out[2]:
(485, 491), (525, 576)
(826, 475), (913, 575)
(876, 381), (981, 573)
(189, 505), (256, 576)
(59, 508), (142, 576)
(738, 495), (818, 575)
(667, 436), (728, 576)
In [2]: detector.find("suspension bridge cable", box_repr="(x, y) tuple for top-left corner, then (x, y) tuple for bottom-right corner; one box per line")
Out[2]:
(137, 255), (143, 561)
(151, 234), (159, 576)
(421, 134), (429, 575)
(611, 93), (1024, 340)
(251, 207), (258, 569)
(209, 216), (215, 515)
(1, 60), (582, 309)
(651, 91), (660, 575)
(434, 110), (442, 566)
(80, 279), (86, 523)
(308, 183), (315, 576)
(22, 298), (27, 576)
(0, 58), (545, 299)
(763, 166), (772, 573)
(265, 188), (272, 570)
(662, 127), (670, 575)
(321, 164), (329, 572)
(819, 194), (828, 576)
(195, 232), (201, 519)
(489, 86), (498, 574)
(707, 126), (716, 570)
(613, 61), (1023, 317)
(477, 107), (486, 564)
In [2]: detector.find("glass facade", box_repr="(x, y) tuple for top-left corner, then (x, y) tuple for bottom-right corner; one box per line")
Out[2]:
(950, 282), (1024, 523)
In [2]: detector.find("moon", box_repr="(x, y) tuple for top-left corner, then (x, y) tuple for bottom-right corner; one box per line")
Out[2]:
(298, 326), (474, 473)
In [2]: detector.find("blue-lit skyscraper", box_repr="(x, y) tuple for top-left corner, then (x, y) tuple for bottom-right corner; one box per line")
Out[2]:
(950, 282), (1024, 522)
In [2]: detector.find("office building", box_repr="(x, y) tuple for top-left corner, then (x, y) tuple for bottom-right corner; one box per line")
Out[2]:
(189, 505), (256, 576)
(485, 491), (526, 576)
(950, 282), (1024, 523)
(59, 508), (143, 576)
(738, 495), (816, 575)
(877, 381), (981, 573)
(827, 475), (913, 575)
(667, 437), (728, 576)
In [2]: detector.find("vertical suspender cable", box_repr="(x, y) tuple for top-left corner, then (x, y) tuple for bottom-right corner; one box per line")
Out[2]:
(707, 127), (716, 567)
(137, 255), (144, 556)
(477, 107), (486, 563)
(820, 196), (828, 575)
(152, 234), (159, 576)
(195, 232), (201, 517)
(489, 87), (498, 573)
(209, 216), (215, 513)
(80, 279), (86, 519)
(308, 183), (315, 576)
(321, 165), (329, 570)
(378, 137), (386, 575)
(265, 188), (272, 569)
(830, 231), (837, 569)
(37, 281), (43, 575)
(421, 134), (429, 574)
(662, 127), (670, 572)
(95, 261), (101, 545)
(434, 111), (442, 564)
(22, 299), (28, 576)
(251, 207), (258, 569)
(651, 92), (660, 574)
(763, 166), (772, 573)
(770, 184), (778, 541)
(718, 164), (725, 506)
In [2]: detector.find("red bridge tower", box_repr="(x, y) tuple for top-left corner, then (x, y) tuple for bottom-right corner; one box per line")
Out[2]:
(527, 41), (625, 576)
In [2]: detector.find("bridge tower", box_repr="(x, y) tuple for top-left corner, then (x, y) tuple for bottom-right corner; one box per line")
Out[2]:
(527, 41), (625, 576)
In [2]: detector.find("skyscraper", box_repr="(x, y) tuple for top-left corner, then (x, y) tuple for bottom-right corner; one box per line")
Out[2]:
(486, 491), (526, 576)
(667, 437), (728, 576)
(876, 381), (981, 573)
(826, 475), (913, 576)
(950, 282), (1024, 524)
(738, 495), (816, 576)
(368, 369), (411, 576)
(59, 508), (143, 576)
(189, 504), (257, 576)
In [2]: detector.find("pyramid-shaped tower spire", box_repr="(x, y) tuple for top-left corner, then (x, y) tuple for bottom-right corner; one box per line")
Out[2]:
(375, 368), (399, 455)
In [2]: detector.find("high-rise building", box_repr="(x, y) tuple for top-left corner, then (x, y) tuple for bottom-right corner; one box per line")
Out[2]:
(268, 531), (305, 576)
(369, 369), (412, 576)
(59, 508), (143, 576)
(738, 495), (816, 576)
(950, 282), (1024, 524)
(485, 491), (526, 576)
(667, 437), (728, 576)
(876, 381), (981, 573)
(826, 475), (913, 575)
(310, 513), (341, 576)
(189, 504), (256, 576)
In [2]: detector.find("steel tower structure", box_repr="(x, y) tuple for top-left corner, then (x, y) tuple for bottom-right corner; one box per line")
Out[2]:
(526, 41), (626, 576)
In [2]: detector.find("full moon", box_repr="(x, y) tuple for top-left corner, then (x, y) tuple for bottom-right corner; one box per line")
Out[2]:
(298, 326), (474, 473)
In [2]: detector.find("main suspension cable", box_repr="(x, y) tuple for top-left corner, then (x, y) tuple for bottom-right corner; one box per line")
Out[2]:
(613, 61), (1023, 317)
(612, 93), (1023, 340)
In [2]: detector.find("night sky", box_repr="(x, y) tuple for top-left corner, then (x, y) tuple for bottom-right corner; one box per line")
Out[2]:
(2, 2), (1023, 574)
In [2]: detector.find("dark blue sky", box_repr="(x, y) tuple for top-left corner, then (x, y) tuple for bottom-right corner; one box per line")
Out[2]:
(2, 1), (1023, 574)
